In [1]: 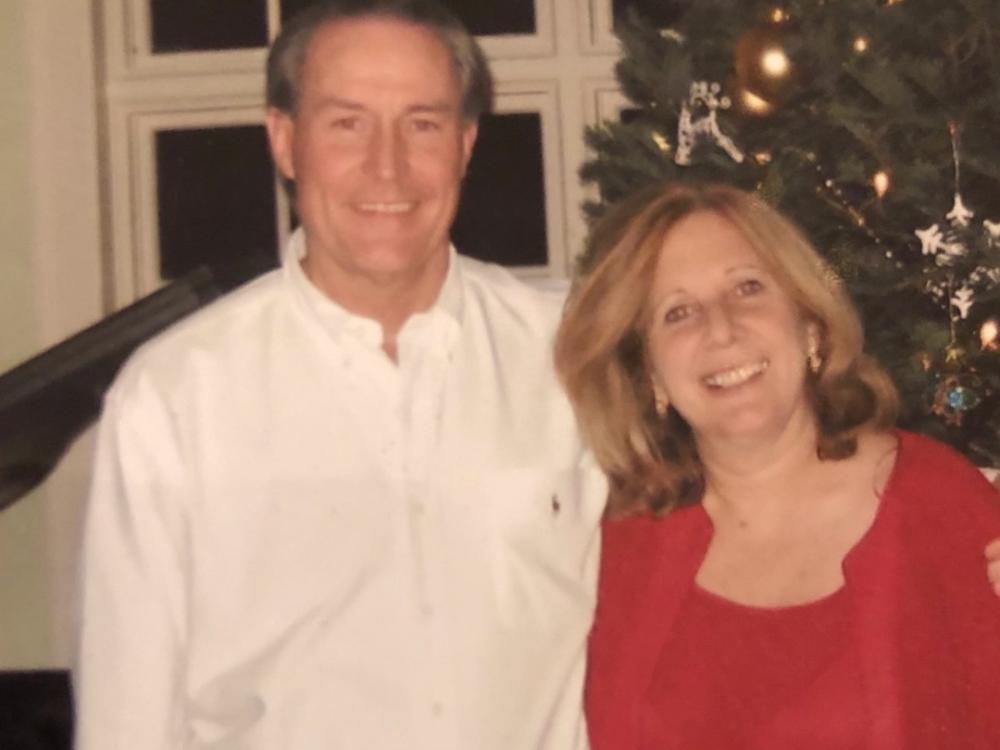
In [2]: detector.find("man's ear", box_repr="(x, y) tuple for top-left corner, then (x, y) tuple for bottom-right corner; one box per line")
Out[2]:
(460, 121), (478, 175)
(265, 107), (296, 181)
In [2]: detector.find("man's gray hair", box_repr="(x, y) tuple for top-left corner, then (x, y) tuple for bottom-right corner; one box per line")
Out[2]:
(266, 0), (494, 121)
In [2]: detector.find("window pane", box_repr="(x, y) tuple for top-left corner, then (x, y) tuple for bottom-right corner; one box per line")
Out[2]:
(612, 0), (687, 29)
(156, 125), (279, 288)
(440, 0), (535, 36)
(150, 0), (268, 53)
(280, 0), (535, 35)
(452, 112), (548, 267)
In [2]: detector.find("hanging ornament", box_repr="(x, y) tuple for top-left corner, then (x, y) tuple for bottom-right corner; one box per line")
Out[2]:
(658, 28), (684, 42)
(932, 374), (982, 426)
(981, 318), (999, 350)
(946, 194), (974, 227)
(733, 23), (795, 106)
(913, 123), (999, 325)
(651, 131), (671, 153)
(945, 344), (965, 363)
(984, 219), (1000, 245)
(950, 286), (975, 320)
(674, 81), (745, 166)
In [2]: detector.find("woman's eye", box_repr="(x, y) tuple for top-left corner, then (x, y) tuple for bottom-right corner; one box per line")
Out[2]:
(663, 305), (692, 324)
(735, 278), (764, 296)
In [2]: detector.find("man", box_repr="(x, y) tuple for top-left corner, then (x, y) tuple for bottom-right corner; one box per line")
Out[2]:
(74, 2), (606, 749)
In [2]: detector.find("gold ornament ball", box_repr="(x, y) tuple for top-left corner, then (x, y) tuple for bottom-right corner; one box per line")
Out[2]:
(734, 23), (794, 104)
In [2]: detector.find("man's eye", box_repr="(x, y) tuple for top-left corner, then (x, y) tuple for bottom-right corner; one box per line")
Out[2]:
(735, 278), (763, 296)
(411, 118), (441, 132)
(329, 117), (360, 131)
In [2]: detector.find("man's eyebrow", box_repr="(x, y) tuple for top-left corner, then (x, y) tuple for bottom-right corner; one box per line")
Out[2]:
(312, 96), (365, 111)
(408, 102), (457, 114)
(310, 97), (458, 115)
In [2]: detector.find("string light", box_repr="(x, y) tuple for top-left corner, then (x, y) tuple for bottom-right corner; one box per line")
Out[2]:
(771, 8), (788, 22)
(651, 131), (671, 152)
(853, 36), (869, 53)
(872, 170), (891, 197)
(981, 318), (999, 350)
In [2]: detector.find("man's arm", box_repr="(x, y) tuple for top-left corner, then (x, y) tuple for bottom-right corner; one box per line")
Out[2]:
(74, 373), (191, 750)
(987, 538), (1000, 595)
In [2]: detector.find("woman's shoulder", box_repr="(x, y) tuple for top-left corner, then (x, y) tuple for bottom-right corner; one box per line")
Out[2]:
(598, 505), (710, 595)
(886, 429), (1000, 551)
(602, 504), (708, 557)
(890, 429), (998, 498)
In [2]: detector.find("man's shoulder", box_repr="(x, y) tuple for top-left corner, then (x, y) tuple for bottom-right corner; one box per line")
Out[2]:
(456, 254), (569, 327)
(111, 269), (287, 394)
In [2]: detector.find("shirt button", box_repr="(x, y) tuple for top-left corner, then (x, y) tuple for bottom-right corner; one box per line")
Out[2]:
(431, 701), (443, 717)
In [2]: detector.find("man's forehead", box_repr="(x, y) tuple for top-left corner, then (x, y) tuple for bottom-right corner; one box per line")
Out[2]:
(301, 15), (461, 94)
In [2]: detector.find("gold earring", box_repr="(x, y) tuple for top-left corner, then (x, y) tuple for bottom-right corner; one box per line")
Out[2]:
(807, 333), (822, 374)
(655, 396), (669, 417)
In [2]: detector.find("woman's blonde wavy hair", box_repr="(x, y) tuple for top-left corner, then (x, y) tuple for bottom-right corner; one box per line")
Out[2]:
(555, 182), (899, 517)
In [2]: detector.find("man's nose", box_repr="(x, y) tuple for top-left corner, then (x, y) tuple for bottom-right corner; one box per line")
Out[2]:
(365, 124), (405, 180)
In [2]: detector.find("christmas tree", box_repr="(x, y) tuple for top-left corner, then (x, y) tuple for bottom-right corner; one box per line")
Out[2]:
(581, 0), (1000, 467)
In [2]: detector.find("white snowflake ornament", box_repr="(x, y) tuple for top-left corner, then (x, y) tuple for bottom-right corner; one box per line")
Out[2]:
(984, 219), (1000, 245)
(675, 81), (744, 166)
(915, 224), (944, 256)
(915, 222), (965, 264)
(946, 193), (975, 227)
(951, 286), (975, 319)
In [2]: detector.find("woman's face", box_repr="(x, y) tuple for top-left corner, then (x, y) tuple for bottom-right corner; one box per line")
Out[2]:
(645, 210), (815, 446)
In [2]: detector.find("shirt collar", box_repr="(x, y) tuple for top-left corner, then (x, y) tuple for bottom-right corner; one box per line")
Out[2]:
(282, 227), (464, 353)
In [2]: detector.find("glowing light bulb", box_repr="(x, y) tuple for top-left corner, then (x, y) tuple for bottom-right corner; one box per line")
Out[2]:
(771, 8), (788, 22)
(981, 318), (999, 350)
(872, 170), (890, 197)
(761, 47), (790, 78)
(853, 36), (869, 53)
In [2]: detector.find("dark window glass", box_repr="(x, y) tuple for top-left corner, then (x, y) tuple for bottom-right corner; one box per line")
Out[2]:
(150, 0), (268, 53)
(452, 112), (548, 267)
(280, 0), (535, 35)
(612, 0), (687, 29)
(156, 125), (279, 289)
(439, 0), (535, 36)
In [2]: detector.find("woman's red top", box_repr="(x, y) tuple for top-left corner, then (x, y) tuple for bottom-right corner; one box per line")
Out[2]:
(586, 432), (1000, 750)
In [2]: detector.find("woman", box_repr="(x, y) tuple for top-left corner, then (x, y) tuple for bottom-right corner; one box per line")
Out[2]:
(555, 182), (1000, 749)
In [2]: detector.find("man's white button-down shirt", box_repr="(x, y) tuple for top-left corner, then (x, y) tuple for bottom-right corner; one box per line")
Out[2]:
(75, 230), (608, 750)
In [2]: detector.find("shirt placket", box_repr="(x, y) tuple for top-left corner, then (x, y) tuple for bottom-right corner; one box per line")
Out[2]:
(399, 330), (462, 749)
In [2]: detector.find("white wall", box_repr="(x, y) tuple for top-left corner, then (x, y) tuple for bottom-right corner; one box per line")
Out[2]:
(0, 0), (52, 670)
(0, 0), (103, 668)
